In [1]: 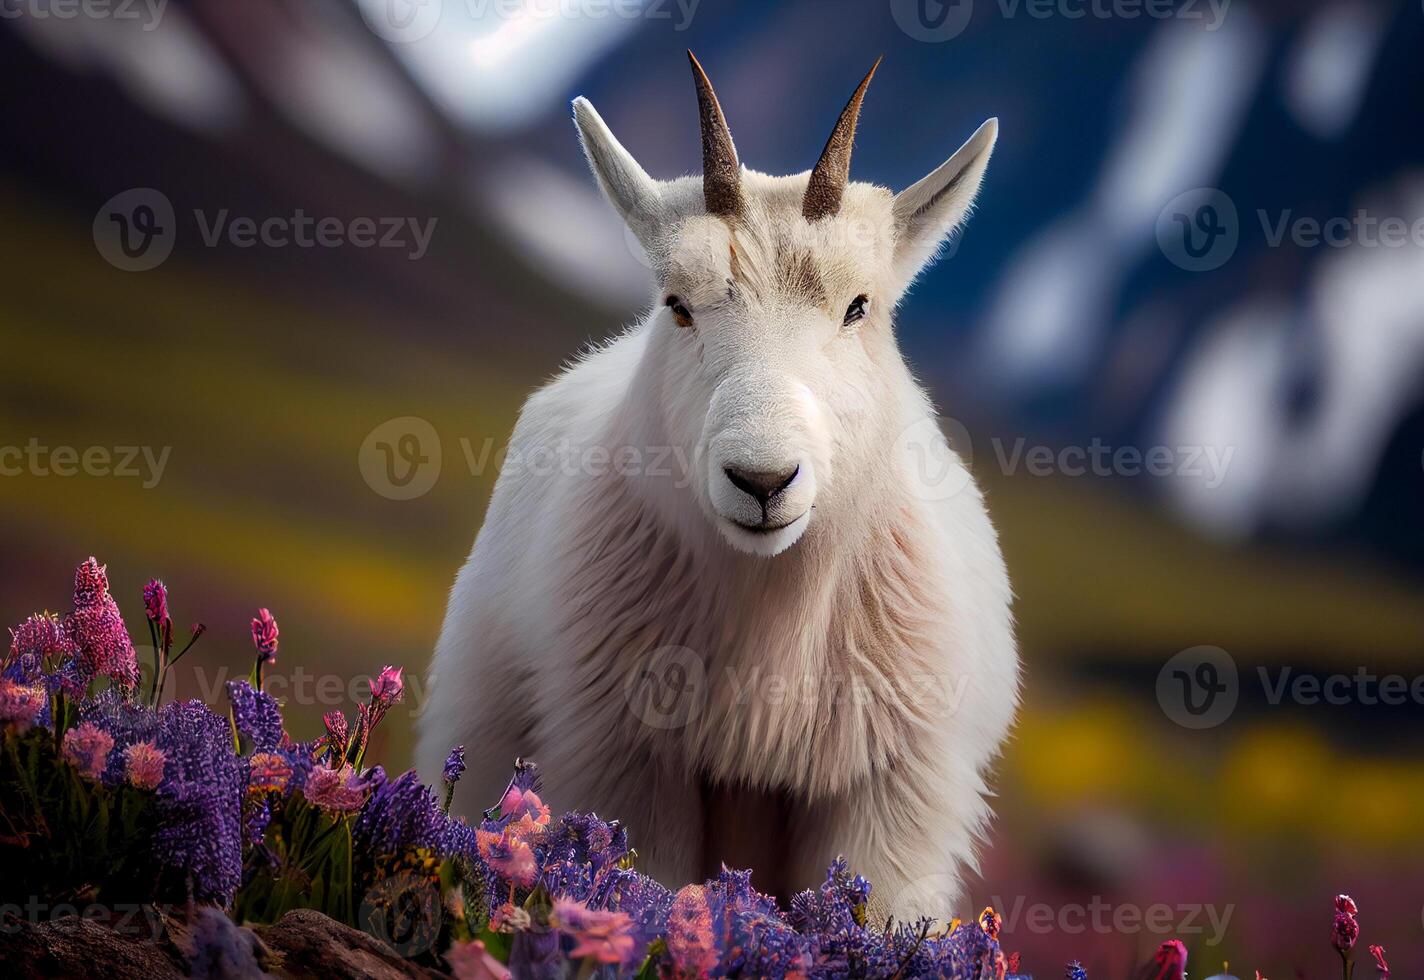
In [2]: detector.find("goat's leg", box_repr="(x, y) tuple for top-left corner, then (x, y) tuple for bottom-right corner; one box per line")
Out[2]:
(533, 735), (704, 892)
(786, 763), (987, 923)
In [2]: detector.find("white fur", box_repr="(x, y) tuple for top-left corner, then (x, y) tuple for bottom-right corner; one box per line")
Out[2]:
(418, 93), (1017, 920)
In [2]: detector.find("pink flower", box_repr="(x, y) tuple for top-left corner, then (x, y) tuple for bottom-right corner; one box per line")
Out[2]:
(0, 679), (47, 732)
(370, 665), (404, 705)
(68, 558), (139, 689)
(8, 611), (73, 664)
(248, 752), (293, 794)
(1370, 944), (1390, 978)
(551, 898), (635, 965)
(476, 826), (539, 888)
(302, 764), (369, 812)
(447, 939), (511, 979)
(499, 785), (551, 828)
(142, 579), (169, 624)
(123, 741), (166, 790)
(666, 885), (717, 978)
(250, 608), (279, 661)
(63, 722), (115, 780)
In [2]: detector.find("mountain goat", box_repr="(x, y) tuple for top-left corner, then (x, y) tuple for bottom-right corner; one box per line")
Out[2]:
(419, 53), (1018, 919)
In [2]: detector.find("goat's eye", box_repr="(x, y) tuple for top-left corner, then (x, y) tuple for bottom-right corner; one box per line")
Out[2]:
(665, 295), (694, 327)
(843, 294), (870, 327)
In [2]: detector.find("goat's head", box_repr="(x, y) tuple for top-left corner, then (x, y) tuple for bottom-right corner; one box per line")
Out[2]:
(573, 52), (996, 558)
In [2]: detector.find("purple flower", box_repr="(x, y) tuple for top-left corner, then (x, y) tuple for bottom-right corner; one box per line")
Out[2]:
(250, 608), (279, 661)
(353, 767), (444, 853)
(443, 744), (466, 786)
(226, 679), (283, 752)
(78, 688), (160, 785)
(124, 740), (167, 790)
(154, 698), (245, 904)
(63, 721), (115, 780)
(1067, 960), (1088, 980)
(142, 579), (169, 624)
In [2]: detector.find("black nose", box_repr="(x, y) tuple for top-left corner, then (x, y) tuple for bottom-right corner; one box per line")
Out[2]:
(724, 464), (799, 506)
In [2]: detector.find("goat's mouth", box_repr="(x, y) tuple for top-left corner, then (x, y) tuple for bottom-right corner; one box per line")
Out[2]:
(729, 517), (800, 535)
(715, 508), (813, 558)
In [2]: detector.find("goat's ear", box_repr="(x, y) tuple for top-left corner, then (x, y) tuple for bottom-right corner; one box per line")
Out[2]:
(573, 96), (665, 250)
(891, 117), (997, 283)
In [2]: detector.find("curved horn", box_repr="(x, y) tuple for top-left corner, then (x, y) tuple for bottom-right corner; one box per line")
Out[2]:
(802, 56), (882, 221)
(688, 50), (742, 218)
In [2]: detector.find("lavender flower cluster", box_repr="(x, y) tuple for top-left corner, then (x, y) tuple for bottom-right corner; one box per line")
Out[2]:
(0, 560), (1399, 980)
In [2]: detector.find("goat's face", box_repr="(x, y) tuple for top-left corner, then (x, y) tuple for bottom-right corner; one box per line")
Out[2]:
(574, 54), (996, 558)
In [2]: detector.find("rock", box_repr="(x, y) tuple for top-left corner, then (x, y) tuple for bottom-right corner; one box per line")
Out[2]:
(0, 906), (447, 980)
(0, 909), (186, 979)
(254, 909), (445, 979)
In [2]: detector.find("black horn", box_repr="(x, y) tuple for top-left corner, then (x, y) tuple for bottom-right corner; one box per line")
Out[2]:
(688, 50), (743, 218)
(803, 57), (882, 221)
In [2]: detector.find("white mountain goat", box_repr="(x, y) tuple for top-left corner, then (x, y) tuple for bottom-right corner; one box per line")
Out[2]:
(419, 53), (1018, 919)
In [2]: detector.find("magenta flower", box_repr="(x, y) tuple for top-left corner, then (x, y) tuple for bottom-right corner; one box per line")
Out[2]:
(551, 898), (636, 964)
(0, 679), (47, 732)
(124, 740), (167, 790)
(250, 608), (279, 661)
(302, 764), (369, 812)
(322, 710), (349, 754)
(447, 938), (511, 979)
(1369, 944), (1390, 978)
(370, 665), (404, 705)
(63, 721), (115, 780)
(68, 558), (139, 689)
(142, 579), (169, 624)
(8, 611), (73, 665)
(1333, 894), (1360, 954)
(1141, 940), (1187, 980)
